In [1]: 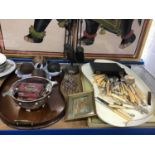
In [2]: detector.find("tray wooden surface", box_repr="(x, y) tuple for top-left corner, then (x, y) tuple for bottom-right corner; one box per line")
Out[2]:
(0, 73), (67, 129)
(0, 72), (88, 130)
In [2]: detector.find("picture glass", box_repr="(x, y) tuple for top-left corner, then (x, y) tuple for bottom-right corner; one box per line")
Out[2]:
(0, 19), (149, 59)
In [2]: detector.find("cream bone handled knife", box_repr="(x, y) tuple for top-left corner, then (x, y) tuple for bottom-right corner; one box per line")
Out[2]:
(95, 96), (133, 121)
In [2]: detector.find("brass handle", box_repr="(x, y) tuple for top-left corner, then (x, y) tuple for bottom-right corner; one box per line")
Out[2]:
(14, 120), (34, 126)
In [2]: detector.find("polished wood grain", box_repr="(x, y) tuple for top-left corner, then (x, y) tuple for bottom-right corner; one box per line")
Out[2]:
(0, 73), (88, 130)
(0, 76), (7, 87)
(0, 73), (66, 129)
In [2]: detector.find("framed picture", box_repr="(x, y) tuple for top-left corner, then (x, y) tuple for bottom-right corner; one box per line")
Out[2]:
(80, 19), (152, 59)
(65, 91), (95, 121)
(0, 19), (151, 60)
(87, 116), (155, 128)
(0, 19), (65, 57)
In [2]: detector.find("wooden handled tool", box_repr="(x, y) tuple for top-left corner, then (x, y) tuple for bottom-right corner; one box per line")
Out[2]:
(96, 97), (132, 121)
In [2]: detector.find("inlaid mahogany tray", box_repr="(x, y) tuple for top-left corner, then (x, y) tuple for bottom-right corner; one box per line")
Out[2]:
(0, 73), (66, 129)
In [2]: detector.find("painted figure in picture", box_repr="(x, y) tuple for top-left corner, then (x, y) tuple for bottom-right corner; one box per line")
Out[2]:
(24, 19), (141, 49)
(80, 19), (141, 49)
(24, 19), (66, 43)
(24, 19), (51, 43)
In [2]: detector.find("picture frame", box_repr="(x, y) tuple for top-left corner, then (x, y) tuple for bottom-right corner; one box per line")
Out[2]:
(65, 91), (95, 121)
(87, 115), (155, 128)
(0, 19), (152, 60)
(81, 19), (152, 60)
(0, 19), (65, 58)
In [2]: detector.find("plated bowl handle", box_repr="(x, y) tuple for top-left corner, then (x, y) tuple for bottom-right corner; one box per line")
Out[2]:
(50, 81), (58, 87)
(2, 89), (13, 97)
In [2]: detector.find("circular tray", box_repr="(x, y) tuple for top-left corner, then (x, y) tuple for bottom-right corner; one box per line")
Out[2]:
(0, 73), (66, 129)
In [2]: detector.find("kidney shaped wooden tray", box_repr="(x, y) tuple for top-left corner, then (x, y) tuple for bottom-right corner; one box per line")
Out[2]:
(0, 73), (66, 129)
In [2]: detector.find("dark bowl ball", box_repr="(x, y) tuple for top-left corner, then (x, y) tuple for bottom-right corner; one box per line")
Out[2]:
(19, 63), (34, 74)
(32, 69), (46, 78)
(47, 62), (60, 73)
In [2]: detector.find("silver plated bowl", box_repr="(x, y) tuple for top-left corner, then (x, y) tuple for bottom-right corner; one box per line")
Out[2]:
(3, 76), (57, 110)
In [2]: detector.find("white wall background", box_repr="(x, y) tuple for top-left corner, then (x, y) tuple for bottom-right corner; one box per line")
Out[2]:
(142, 20), (155, 78)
